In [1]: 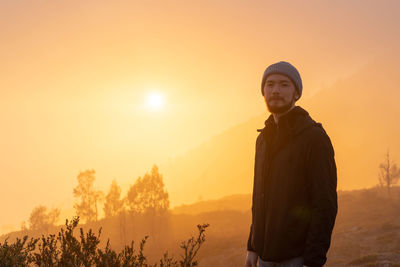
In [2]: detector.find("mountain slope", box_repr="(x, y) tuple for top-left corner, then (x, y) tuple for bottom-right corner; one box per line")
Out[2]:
(303, 56), (400, 190)
(161, 55), (400, 206)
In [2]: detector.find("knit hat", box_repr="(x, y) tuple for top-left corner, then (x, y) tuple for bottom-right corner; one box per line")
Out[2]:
(261, 61), (303, 98)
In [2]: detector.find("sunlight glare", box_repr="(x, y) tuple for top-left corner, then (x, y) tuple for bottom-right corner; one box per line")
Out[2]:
(146, 91), (164, 111)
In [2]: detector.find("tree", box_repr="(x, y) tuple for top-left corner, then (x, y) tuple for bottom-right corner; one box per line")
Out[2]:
(20, 221), (28, 231)
(103, 179), (124, 218)
(28, 205), (60, 232)
(73, 169), (104, 223)
(378, 149), (400, 197)
(126, 165), (169, 215)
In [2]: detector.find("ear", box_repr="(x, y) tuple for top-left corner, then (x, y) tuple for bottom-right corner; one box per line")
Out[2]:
(294, 91), (300, 101)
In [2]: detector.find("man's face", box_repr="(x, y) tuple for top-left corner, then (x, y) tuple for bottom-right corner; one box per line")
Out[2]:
(263, 74), (299, 114)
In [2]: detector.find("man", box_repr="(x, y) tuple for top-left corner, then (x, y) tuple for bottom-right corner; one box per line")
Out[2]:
(244, 61), (338, 267)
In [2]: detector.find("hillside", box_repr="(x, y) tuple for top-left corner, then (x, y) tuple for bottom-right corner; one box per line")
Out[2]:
(169, 186), (400, 266)
(303, 56), (400, 192)
(161, 55), (400, 207)
(161, 115), (263, 206)
(3, 186), (400, 266)
(171, 194), (251, 215)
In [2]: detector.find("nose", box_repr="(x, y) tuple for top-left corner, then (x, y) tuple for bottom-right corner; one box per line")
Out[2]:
(270, 87), (281, 98)
(271, 84), (280, 93)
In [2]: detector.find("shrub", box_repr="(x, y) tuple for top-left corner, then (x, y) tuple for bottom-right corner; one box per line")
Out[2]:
(0, 217), (209, 267)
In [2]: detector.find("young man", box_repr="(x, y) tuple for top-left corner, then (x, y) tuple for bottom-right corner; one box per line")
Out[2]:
(244, 61), (338, 267)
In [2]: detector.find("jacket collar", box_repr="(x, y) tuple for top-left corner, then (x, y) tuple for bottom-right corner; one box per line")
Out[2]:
(258, 105), (316, 138)
(257, 106), (316, 160)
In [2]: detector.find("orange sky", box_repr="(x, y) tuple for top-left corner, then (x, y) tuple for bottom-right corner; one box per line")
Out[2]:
(1, 0), (400, 234)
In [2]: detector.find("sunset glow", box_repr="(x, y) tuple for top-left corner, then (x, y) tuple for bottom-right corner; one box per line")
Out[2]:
(146, 91), (165, 111)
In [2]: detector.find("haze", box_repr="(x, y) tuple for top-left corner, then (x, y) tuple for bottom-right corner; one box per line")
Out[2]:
(1, 0), (400, 234)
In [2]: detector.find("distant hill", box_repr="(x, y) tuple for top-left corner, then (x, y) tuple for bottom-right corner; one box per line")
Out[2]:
(161, 115), (263, 206)
(303, 56), (400, 192)
(171, 194), (251, 215)
(161, 55), (400, 207)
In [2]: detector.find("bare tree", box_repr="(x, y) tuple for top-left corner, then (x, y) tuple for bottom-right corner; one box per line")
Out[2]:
(378, 149), (400, 197)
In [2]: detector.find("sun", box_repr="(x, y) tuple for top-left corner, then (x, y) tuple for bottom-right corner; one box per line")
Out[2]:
(146, 91), (165, 111)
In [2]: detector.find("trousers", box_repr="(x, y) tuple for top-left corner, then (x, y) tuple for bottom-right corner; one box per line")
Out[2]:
(258, 256), (304, 267)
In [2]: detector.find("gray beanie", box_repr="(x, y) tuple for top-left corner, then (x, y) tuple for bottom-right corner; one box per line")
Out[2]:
(261, 61), (303, 98)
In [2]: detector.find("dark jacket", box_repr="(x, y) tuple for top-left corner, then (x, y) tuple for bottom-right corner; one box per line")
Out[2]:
(247, 106), (338, 267)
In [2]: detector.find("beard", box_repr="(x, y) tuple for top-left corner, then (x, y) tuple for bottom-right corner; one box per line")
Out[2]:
(266, 96), (296, 114)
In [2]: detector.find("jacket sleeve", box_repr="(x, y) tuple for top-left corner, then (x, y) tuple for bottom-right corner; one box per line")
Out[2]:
(247, 185), (257, 252)
(303, 129), (338, 267)
(247, 132), (263, 252)
(247, 214), (255, 251)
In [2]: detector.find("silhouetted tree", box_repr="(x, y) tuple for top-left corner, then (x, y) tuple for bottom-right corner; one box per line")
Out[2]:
(126, 165), (169, 215)
(378, 149), (400, 197)
(103, 179), (124, 218)
(20, 221), (28, 231)
(93, 190), (104, 222)
(28, 205), (60, 232)
(73, 169), (104, 223)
